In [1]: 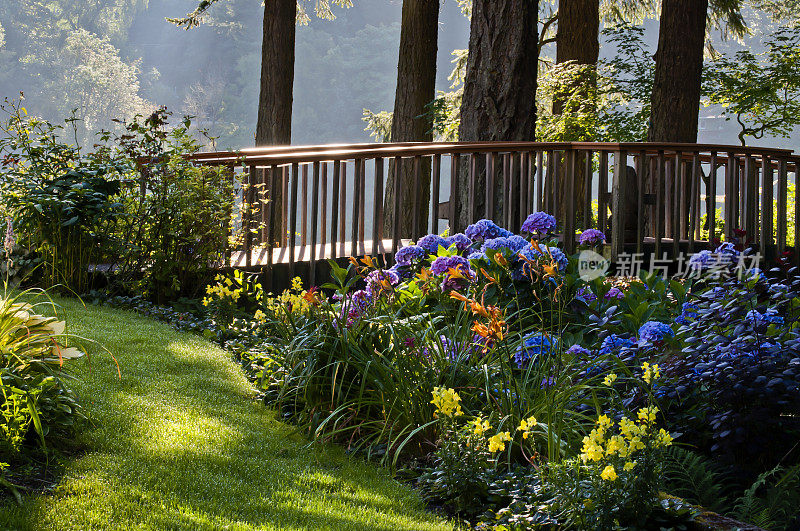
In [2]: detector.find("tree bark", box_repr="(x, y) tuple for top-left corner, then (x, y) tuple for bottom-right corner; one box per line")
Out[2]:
(648, 0), (707, 143)
(647, 0), (708, 239)
(383, 0), (440, 240)
(554, 0), (600, 229)
(456, 0), (539, 230)
(255, 0), (296, 246)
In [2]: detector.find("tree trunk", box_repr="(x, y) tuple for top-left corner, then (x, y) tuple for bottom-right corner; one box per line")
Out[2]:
(647, 0), (708, 240)
(383, 0), (440, 240)
(456, 0), (539, 230)
(554, 0), (600, 230)
(648, 0), (707, 143)
(255, 0), (296, 246)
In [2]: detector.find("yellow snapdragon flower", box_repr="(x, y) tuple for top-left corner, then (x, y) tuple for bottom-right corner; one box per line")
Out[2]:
(471, 417), (491, 436)
(488, 431), (512, 452)
(623, 461), (636, 471)
(517, 416), (537, 439)
(600, 465), (618, 481)
(603, 373), (617, 386)
(641, 362), (661, 384)
(430, 387), (463, 418)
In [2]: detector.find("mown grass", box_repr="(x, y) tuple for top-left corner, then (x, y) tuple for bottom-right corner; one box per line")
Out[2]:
(0, 296), (450, 530)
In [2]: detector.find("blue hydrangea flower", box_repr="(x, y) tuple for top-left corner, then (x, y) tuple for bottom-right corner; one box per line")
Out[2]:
(747, 308), (784, 326)
(599, 334), (637, 356)
(430, 255), (471, 276)
(388, 263), (414, 281)
(688, 250), (713, 271)
(579, 229), (606, 246)
(464, 219), (512, 242)
(514, 332), (558, 369)
(481, 235), (528, 255)
(715, 241), (739, 259)
(675, 302), (699, 325)
(521, 212), (557, 235)
(394, 245), (427, 266)
(445, 233), (472, 252)
(467, 251), (489, 263)
(547, 247), (569, 271)
(638, 321), (674, 344)
(567, 344), (591, 357)
(416, 234), (447, 255)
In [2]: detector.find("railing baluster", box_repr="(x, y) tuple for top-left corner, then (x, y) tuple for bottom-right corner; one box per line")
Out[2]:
(331, 160), (340, 260)
(310, 162), (320, 286)
(245, 164), (255, 268)
(725, 153), (734, 240)
(599, 151), (609, 235)
(358, 158), (366, 253)
(321, 163), (328, 250)
(611, 150), (628, 260)
(282, 167), (289, 246)
(301, 164), (308, 247)
(744, 154), (754, 242)
(412, 155), (422, 239)
(536, 151), (543, 211)
(450, 153), (459, 232)
(519, 152), (528, 227)
(289, 163), (299, 277)
(655, 151), (665, 259)
(564, 149), (576, 254)
(468, 153), (477, 223)
(761, 154), (773, 253)
(431, 154), (441, 235)
(393, 156), (402, 254)
(503, 153), (511, 229)
(794, 161), (799, 265)
(777, 158), (788, 256)
(689, 153), (700, 253)
(583, 150), (593, 230)
(636, 151), (645, 255)
(339, 161), (347, 255)
(672, 153), (681, 257)
(266, 165), (278, 273)
(709, 152), (717, 244)
(485, 152), (495, 221)
(373, 157), (384, 258)
(351, 158), (361, 258)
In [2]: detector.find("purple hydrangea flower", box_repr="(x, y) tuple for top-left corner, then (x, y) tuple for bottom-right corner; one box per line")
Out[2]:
(394, 245), (427, 266)
(599, 334), (637, 356)
(465, 219), (513, 242)
(714, 241), (739, 259)
(688, 250), (713, 271)
(514, 332), (559, 369)
(417, 234), (447, 255)
(604, 287), (624, 300)
(575, 287), (597, 303)
(578, 229), (606, 246)
(567, 344), (591, 357)
(638, 321), (674, 344)
(388, 263), (414, 281)
(445, 233), (472, 252)
(430, 255), (471, 276)
(365, 269), (400, 297)
(521, 212), (557, 235)
(339, 289), (372, 327)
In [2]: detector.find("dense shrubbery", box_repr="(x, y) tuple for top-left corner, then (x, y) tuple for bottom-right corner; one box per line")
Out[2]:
(0, 99), (233, 301)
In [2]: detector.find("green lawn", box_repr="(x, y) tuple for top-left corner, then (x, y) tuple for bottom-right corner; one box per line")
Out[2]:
(0, 297), (449, 531)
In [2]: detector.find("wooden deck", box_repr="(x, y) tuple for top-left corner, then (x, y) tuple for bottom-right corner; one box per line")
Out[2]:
(229, 239), (410, 267)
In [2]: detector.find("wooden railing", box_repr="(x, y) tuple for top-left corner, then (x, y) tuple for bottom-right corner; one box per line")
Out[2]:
(190, 142), (800, 284)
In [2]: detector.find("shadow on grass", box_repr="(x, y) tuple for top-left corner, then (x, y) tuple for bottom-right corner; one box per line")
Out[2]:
(0, 300), (447, 531)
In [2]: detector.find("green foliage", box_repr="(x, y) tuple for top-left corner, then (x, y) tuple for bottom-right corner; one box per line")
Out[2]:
(732, 464), (800, 530)
(0, 99), (125, 293)
(663, 446), (732, 514)
(704, 25), (800, 145)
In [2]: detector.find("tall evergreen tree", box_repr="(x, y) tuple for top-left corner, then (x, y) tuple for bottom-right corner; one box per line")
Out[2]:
(383, 0), (440, 238)
(647, 0), (708, 143)
(456, 0), (539, 228)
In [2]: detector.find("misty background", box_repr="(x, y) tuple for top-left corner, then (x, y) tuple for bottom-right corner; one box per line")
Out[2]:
(0, 0), (796, 153)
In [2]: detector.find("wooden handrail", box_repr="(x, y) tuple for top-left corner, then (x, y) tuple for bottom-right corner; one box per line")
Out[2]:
(185, 141), (800, 282)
